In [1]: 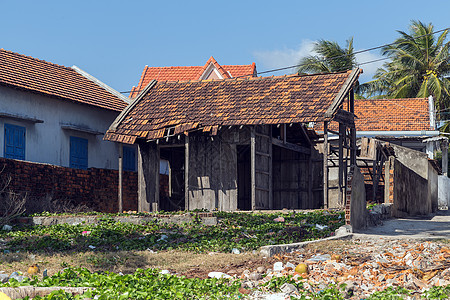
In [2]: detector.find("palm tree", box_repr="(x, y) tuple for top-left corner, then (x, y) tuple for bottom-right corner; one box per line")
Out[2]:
(297, 38), (357, 74)
(360, 20), (450, 111)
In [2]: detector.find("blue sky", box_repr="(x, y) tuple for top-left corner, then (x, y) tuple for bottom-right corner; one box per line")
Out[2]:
(1, 1), (449, 94)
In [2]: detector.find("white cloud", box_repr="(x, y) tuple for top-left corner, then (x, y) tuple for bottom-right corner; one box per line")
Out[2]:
(253, 40), (315, 75)
(253, 40), (386, 81)
(355, 51), (386, 83)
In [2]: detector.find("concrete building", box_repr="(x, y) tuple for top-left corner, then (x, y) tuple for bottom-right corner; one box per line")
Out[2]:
(0, 49), (131, 170)
(105, 69), (361, 212)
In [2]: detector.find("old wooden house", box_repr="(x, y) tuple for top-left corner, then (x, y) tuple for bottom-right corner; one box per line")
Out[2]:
(104, 69), (361, 212)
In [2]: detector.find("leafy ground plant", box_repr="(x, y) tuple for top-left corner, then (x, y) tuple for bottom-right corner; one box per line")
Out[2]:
(0, 211), (344, 253)
(1, 267), (242, 300)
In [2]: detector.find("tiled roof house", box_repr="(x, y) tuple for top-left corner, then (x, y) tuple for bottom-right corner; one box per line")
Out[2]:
(129, 56), (256, 98)
(354, 97), (439, 153)
(0, 49), (134, 170)
(105, 69), (361, 212)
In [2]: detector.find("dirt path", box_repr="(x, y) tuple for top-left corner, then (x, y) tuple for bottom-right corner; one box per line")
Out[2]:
(355, 209), (450, 240)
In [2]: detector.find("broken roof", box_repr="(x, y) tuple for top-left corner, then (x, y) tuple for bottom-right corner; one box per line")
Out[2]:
(105, 69), (361, 144)
(0, 49), (128, 111)
(354, 98), (432, 131)
(129, 56), (256, 98)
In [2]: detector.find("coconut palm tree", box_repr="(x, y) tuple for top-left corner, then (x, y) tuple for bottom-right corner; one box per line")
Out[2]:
(360, 20), (450, 111)
(297, 38), (357, 74)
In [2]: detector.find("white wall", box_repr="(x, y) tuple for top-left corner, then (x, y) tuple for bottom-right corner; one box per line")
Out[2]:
(0, 85), (122, 170)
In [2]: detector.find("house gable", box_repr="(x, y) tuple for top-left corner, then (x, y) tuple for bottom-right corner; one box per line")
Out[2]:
(129, 56), (256, 98)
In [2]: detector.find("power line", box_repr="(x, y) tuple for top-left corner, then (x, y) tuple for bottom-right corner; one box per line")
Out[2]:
(121, 26), (450, 94)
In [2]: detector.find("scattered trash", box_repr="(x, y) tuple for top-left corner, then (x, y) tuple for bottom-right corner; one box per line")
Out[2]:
(88, 245), (96, 249)
(273, 217), (285, 223)
(308, 254), (331, 262)
(158, 234), (168, 241)
(231, 248), (241, 254)
(273, 262), (284, 272)
(147, 249), (157, 254)
(2, 225), (12, 231)
(82, 231), (91, 236)
(315, 224), (328, 230)
(208, 272), (231, 279)
(159, 270), (170, 274)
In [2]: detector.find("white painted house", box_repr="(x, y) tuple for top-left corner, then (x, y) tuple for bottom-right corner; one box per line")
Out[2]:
(0, 49), (135, 170)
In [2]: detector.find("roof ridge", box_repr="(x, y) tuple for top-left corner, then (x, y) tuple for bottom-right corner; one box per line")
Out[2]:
(0, 48), (73, 71)
(71, 66), (129, 104)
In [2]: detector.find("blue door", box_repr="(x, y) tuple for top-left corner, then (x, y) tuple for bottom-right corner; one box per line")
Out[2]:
(123, 146), (136, 172)
(70, 136), (88, 169)
(4, 124), (26, 160)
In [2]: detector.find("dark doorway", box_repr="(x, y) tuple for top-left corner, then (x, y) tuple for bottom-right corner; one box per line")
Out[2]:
(237, 145), (251, 210)
(159, 146), (185, 211)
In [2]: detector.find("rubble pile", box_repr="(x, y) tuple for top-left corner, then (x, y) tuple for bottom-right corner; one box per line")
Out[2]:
(238, 239), (450, 298)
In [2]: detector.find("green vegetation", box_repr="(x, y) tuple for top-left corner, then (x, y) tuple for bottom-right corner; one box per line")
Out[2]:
(1, 267), (242, 299)
(297, 37), (357, 74)
(360, 20), (450, 109)
(1, 211), (343, 253)
(4, 269), (448, 299)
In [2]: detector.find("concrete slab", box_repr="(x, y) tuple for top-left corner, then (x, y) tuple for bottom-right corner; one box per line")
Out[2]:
(259, 234), (353, 257)
(354, 209), (450, 240)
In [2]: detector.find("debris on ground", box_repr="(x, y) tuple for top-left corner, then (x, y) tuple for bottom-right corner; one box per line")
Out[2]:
(235, 239), (450, 299)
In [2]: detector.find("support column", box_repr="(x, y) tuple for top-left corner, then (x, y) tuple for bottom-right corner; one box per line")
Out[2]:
(251, 126), (256, 210)
(185, 136), (190, 211)
(323, 121), (329, 209)
(338, 123), (345, 207)
(118, 144), (123, 213)
(137, 142), (159, 212)
(442, 139), (448, 176)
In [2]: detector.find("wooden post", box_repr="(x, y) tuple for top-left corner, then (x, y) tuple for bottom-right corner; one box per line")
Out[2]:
(442, 139), (448, 176)
(154, 144), (160, 212)
(137, 143), (149, 212)
(338, 123), (344, 207)
(118, 143), (123, 213)
(185, 136), (190, 211)
(268, 132), (273, 209)
(323, 121), (329, 209)
(251, 126), (256, 210)
(384, 156), (392, 204)
(308, 145), (313, 208)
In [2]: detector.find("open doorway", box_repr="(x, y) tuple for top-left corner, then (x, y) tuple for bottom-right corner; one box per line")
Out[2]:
(237, 145), (251, 210)
(159, 146), (185, 211)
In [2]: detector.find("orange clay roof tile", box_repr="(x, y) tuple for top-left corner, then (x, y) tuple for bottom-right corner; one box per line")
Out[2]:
(129, 57), (256, 98)
(0, 49), (127, 111)
(354, 98), (430, 131)
(105, 70), (358, 143)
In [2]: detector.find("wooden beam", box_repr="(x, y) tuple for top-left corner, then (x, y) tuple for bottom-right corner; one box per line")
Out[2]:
(272, 138), (311, 155)
(338, 123), (345, 207)
(251, 126), (256, 210)
(325, 69), (360, 119)
(333, 109), (355, 126)
(323, 121), (329, 209)
(118, 144), (123, 213)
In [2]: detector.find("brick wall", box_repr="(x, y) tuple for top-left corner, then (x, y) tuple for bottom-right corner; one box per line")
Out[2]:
(0, 157), (138, 213)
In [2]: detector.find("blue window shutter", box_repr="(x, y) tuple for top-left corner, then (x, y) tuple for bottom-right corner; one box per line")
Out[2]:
(123, 146), (136, 172)
(4, 124), (25, 160)
(70, 136), (88, 169)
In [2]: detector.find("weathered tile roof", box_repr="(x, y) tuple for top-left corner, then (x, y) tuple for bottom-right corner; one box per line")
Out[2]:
(129, 56), (256, 98)
(0, 49), (128, 111)
(105, 70), (360, 144)
(354, 98), (431, 131)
